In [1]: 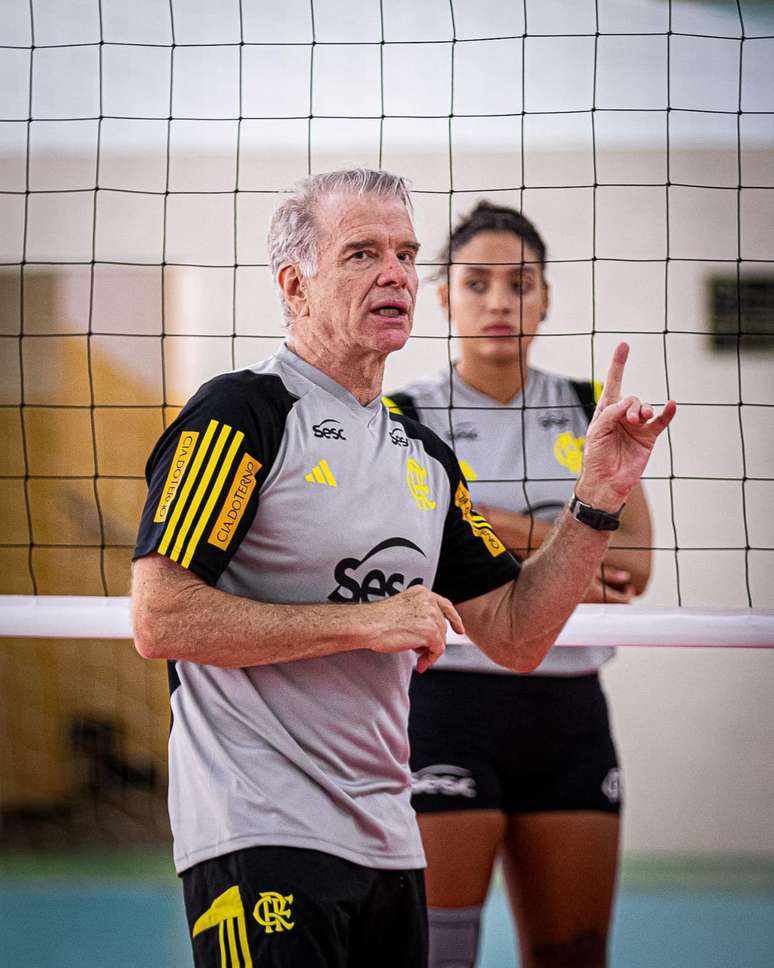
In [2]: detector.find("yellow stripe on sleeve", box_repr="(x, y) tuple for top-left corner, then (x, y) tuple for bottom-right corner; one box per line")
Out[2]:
(170, 422), (232, 562)
(181, 430), (244, 568)
(159, 419), (219, 556)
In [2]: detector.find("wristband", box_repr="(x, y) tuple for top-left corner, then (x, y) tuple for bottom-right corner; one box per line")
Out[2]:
(569, 492), (624, 531)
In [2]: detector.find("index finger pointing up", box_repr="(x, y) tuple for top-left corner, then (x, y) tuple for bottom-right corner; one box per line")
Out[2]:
(597, 341), (630, 411)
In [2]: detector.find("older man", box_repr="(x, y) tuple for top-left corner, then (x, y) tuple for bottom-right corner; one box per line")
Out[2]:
(132, 168), (675, 967)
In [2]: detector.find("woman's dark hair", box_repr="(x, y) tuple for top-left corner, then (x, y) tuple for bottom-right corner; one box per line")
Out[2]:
(438, 201), (547, 276)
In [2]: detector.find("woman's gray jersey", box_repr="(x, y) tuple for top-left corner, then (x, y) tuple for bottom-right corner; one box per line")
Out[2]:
(387, 365), (615, 677)
(134, 345), (519, 874)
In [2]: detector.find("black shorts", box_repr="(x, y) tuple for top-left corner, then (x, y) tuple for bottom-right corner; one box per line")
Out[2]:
(182, 845), (427, 968)
(409, 670), (622, 816)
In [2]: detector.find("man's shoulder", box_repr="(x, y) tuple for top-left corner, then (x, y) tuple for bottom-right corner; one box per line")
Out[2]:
(189, 365), (300, 420)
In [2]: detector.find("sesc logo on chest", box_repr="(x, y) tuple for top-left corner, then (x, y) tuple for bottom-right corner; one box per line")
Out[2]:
(328, 537), (426, 603)
(312, 418), (346, 440)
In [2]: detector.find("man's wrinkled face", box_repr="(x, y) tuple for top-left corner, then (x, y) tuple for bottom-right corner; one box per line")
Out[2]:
(300, 192), (420, 357)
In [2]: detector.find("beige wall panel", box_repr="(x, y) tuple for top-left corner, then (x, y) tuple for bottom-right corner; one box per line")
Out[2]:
(30, 547), (105, 595)
(0, 409), (25, 476)
(97, 477), (149, 546)
(0, 637), (170, 808)
(103, 547), (134, 596)
(22, 335), (91, 406)
(0, 639), (72, 807)
(24, 407), (95, 477)
(93, 407), (165, 477)
(27, 480), (102, 546)
(0, 478), (30, 546)
(0, 548), (35, 594)
(0, 336), (21, 406)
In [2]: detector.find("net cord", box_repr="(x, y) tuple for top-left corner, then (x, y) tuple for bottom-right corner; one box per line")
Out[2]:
(0, 596), (772, 648)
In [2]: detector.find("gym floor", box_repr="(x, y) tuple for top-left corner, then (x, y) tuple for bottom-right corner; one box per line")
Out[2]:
(1, 853), (773, 967)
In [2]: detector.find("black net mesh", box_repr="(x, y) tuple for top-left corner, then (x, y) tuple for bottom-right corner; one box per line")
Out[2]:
(0, 0), (772, 845)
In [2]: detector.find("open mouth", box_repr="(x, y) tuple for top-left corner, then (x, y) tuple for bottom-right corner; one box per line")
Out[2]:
(371, 305), (408, 318)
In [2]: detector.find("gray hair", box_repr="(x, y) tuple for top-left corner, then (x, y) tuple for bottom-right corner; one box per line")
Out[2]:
(267, 168), (413, 323)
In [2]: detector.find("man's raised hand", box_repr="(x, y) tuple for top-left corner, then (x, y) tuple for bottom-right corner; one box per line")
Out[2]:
(577, 342), (676, 511)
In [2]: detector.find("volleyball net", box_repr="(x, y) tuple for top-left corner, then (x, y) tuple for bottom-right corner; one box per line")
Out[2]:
(1, 0), (773, 843)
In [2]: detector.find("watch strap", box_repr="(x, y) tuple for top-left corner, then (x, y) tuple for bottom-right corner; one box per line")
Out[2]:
(569, 492), (624, 531)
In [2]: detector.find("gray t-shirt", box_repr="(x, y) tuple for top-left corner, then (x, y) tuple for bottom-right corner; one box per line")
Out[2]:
(134, 345), (519, 873)
(387, 365), (615, 676)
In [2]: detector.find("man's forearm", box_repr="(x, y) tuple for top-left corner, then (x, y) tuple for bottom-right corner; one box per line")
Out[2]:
(132, 553), (459, 670)
(132, 554), (375, 667)
(515, 506), (613, 632)
(459, 507), (612, 672)
(482, 503), (649, 593)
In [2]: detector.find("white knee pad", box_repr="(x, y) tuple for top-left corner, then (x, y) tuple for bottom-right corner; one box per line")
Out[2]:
(427, 904), (483, 968)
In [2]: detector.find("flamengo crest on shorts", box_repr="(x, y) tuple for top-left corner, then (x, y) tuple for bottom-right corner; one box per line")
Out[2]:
(192, 884), (296, 966)
(253, 892), (295, 934)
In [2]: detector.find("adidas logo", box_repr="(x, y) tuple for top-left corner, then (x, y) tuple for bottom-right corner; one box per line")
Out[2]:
(304, 459), (337, 487)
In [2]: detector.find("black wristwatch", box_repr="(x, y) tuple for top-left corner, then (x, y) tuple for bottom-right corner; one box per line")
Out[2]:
(569, 492), (624, 531)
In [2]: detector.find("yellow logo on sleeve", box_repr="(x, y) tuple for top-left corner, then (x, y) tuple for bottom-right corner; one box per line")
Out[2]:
(153, 430), (199, 522)
(455, 482), (506, 557)
(207, 452), (261, 551)
(253, 892), (295, 934)
(458, 458), (477, 482)
(407, 458), (436, 510)
(553, 431), (585, 475)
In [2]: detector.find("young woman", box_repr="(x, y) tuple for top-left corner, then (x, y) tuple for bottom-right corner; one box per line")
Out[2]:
(387, 203), (652, 968)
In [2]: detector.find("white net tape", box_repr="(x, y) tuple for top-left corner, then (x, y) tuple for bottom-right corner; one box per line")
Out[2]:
(1, 596), (772, 648)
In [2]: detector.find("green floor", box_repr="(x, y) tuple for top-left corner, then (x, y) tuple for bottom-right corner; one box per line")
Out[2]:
(2, 852), (773, 967)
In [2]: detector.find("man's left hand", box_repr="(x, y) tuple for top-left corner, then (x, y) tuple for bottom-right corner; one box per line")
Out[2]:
(577, 342), (677, 511)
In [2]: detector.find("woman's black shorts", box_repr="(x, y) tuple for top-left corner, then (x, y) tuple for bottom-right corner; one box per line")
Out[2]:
(409, 670), (622, 816)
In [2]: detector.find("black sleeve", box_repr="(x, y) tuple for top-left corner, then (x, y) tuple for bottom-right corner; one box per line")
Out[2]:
(389, 413), (520, 604)
(433, 458), (521, 604)
(133, 371), (296, 586)
(569, 378), (600, 425)
(382, 391), (420, 422)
